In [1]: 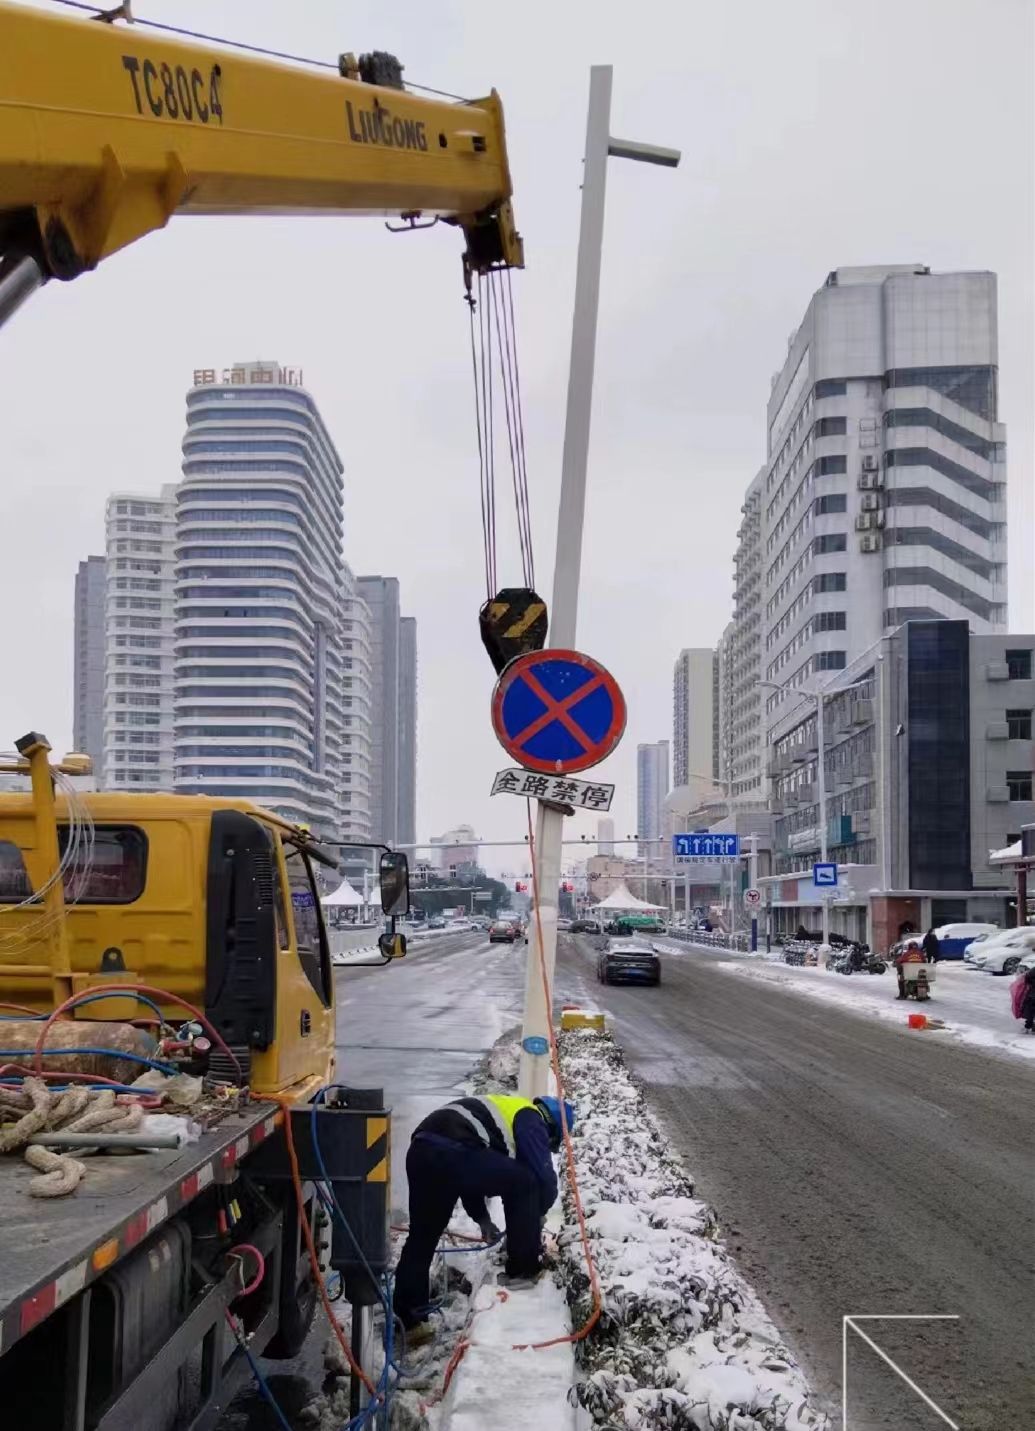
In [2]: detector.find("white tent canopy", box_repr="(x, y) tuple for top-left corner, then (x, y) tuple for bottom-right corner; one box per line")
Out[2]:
(590, 883), (665, 912)
(321, 878), (365, 907)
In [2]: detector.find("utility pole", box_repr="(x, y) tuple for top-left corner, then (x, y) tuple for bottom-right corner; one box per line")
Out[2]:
(747, 831), (759, 951)
(518, 67), (679, 1097)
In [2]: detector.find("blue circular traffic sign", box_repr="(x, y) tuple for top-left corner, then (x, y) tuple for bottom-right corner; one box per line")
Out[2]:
(491, 648), (626, 775)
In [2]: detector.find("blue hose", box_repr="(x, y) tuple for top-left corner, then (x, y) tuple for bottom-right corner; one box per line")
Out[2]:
(0, 1047), (178, 1075)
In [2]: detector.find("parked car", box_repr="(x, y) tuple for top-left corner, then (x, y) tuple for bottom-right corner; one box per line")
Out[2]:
(968, 927), (1035, 975)
(1016, 950), (1035, 975)
(596, 937), (661, 987)
(489, 920), (517, 943)
(557, 918), (572, 932)
(928, 922), (1000, 959)
(570, 919), (602, 935)
(428, 916), (447, 930)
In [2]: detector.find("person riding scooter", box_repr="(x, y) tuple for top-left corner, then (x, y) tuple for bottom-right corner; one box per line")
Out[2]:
(895, 940), (924, 998)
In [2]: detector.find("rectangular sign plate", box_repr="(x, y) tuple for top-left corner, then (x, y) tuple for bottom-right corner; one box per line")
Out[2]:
(673, 833), (740, 861)
(490, 767), (614, 811)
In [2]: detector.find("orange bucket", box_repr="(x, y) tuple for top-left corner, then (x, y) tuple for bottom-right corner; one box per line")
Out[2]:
(908, 1013), (928, 1030)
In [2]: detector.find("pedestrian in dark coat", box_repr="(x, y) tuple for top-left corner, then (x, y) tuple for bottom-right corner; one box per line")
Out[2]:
(1021, 968), (1035, 1034)
(922, 926), (940, 964)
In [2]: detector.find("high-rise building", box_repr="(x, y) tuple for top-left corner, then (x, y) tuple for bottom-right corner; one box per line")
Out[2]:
(397, 615), (418, 845)
(357, 575), (417, 846)
(101, 488), (177, 791)
(341, 566), (374, 843)
(672, 649), (716, 794)
(715, 622), (735, 796)
(729, 468), (765, 797)
(761, 264), (1007, 740)
(357, 575), (400, 844)
(173, 362), (347, 834)
(73, 556), (106, 776)
(636, 740), (669, 856)
(596, 817), (615, 855)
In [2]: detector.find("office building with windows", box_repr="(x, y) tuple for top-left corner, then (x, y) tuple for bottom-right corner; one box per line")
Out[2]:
(173, 362), (348, 834)
(764, 620), (1033, 950)
(101, 489), (177, 791)
(596, 817), (615, 856)
(728, 467), (766, 797)
(341, 567), (374, 843)
(672, 648), (717, 794)
(397, 615), (418, 846)
(636, 741), (669, 856)
(762, 264), (1007, 740)
(356, 575), (417, 846)
(73, 555), (106, 776)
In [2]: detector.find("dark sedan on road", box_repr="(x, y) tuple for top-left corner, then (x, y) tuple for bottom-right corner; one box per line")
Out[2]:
(489, 920), (518, 943)
(596, 938), (661, 986)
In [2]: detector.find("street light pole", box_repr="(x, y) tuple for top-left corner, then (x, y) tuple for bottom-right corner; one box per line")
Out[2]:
(817, 691), (829, 946)
(517, 69), (679, 1098)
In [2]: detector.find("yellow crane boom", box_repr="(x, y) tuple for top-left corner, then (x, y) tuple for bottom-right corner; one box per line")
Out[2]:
(0, 0), (522, 322)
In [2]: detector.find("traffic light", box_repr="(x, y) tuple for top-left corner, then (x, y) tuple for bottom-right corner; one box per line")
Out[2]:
(562, 881), (574, 893)
(515, 880), (528, 893)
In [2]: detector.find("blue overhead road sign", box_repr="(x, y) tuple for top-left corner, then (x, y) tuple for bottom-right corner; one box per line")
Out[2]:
(673, 833), (740, 861)
(813, 862), (838, 887)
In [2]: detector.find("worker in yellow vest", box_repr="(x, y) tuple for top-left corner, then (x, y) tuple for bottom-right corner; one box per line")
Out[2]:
(393, 1092), (574, 1339)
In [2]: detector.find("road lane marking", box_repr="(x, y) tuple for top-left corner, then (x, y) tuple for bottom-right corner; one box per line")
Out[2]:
(842, 1315), (961, 1429)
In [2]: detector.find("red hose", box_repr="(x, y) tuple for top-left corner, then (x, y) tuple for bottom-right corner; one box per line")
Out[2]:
(229, 1243), (266, 1298)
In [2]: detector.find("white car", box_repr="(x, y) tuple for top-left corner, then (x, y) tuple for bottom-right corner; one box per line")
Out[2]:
(1016, 951), (1035, 975)
(969, 928), (1035, 975)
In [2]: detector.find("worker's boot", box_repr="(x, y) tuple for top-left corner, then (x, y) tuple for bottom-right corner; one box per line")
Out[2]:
(499, 1260), (548, 1291)
(404, 1320), (436, 1349)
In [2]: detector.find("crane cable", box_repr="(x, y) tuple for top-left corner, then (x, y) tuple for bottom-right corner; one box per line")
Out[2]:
(467, 269), (535, 601)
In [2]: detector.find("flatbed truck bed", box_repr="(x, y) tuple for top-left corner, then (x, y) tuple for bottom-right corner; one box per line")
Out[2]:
(0, 1096), (281, 1356)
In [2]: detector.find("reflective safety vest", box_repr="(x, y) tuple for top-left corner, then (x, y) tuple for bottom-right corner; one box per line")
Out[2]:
(446, 1094), (537, 1159)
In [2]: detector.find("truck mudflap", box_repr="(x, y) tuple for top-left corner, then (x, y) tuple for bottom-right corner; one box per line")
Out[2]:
(0, 1107), (283, 1358)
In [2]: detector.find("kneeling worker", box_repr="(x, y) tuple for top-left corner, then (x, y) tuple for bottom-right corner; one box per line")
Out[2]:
(393, 1093), (574, 1339)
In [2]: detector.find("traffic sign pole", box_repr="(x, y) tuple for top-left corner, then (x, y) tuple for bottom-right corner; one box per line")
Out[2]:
(517, 66), (678, 1097)
(748, 832), (759, 952)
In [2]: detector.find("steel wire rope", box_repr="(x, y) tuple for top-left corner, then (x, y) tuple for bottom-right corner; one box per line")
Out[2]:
(488, 272), (533, 588)
(42, 0), (473, 99)
(504, 269), (535, 589)
(468, 291), (494, 603)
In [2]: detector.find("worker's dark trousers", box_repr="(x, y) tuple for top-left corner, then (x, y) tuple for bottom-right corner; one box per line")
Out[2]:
(393, 1137), (542, 1328)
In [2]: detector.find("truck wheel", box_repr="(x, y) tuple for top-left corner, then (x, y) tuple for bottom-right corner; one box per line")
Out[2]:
(265, 1200), (320, 1359)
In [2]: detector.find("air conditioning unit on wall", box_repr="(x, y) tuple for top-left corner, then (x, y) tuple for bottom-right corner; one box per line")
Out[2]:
(860, 493), (880, 511)
(862, 454), (879, 472)
(859, 533), (882, 553)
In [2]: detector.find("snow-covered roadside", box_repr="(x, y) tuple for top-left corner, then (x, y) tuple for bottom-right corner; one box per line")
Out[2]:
(709, 958), (1035, 1062)
(556, 1028), (828, 1430)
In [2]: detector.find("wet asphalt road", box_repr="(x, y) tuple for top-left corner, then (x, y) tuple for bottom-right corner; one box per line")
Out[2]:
(558, 935), (1035, 1431)
(223, 930), (1035, 1430)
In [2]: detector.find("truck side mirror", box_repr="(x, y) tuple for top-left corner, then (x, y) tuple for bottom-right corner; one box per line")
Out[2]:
(379, 851), (410, 917)
(378, 932), (407, 960)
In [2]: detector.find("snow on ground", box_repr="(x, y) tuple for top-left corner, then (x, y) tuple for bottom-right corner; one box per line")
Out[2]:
(556, 1028), (827, 1430)
(704, 954), (1035, 1062)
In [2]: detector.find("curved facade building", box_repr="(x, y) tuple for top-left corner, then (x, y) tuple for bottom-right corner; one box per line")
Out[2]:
(173, 363), (347, 835)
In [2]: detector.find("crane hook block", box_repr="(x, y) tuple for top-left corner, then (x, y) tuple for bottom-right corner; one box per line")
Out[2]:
(479, 588), (548, 675)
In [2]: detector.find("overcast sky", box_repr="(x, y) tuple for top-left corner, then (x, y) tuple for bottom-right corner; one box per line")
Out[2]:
(1, 0), (1031, 878)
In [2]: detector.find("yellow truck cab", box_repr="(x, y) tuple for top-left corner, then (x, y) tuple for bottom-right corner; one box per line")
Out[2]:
(0, 789), (336, 1099)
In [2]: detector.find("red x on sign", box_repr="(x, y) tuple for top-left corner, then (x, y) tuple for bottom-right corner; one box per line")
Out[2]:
(491, 648), (626, 774)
